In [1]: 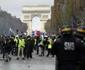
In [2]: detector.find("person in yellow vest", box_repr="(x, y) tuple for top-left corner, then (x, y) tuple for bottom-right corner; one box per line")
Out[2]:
(5, 37), (11, 62)
(2, 36), (6, 59)
(34, 37), (37, 50)
(2, 36), (11, 62)
(38, 39), (44, 56)
(14, 35), (19, 56)
(17, 35), (25, 60)
(10, 35), (15, 55)
(46, 38), (54, 57)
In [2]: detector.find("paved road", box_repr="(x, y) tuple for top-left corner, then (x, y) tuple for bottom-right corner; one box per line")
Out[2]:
(0, 53), (56, 70)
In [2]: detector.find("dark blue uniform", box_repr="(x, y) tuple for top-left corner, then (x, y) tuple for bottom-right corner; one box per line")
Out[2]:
(52, 35), (84, 70)
(78, 39), (85, 70)
(74, 26), (85, 70)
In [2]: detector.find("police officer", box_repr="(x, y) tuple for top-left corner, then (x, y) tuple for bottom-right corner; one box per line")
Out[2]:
(75, 26), (85, 70)
(47, 37), (53, 57)
(51, 25), (84, 70)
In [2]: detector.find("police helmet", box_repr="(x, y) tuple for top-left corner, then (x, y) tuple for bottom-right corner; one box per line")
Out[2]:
(76, 26), (85, 38)
(61, 25), (72, 35)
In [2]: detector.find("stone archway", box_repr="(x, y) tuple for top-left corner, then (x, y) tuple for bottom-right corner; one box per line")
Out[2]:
(22, 5), (50, 35)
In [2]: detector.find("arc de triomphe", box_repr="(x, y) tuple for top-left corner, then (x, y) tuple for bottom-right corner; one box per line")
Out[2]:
(22, 5), (50, 35)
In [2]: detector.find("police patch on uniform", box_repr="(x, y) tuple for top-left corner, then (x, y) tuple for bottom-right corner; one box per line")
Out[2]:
(64, 42), (75, 50)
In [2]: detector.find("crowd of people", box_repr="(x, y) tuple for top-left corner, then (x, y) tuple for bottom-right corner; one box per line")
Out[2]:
(0, 34), (56, 61)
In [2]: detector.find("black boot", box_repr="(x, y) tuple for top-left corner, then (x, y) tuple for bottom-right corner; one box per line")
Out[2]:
(16, 58), (19, 60)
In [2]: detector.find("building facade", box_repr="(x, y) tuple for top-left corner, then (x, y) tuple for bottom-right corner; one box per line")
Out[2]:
(0, 8), (27, 35)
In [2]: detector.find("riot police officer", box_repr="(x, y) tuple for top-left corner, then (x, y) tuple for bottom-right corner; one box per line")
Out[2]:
(51, 25), (84, 70)
(75, 26), (85, 70)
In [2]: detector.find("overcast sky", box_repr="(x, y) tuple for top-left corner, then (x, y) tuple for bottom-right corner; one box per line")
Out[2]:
(0, 0), (54, 19)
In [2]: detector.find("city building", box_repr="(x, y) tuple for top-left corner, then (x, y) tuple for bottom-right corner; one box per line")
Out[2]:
(0, 7), (27, 35)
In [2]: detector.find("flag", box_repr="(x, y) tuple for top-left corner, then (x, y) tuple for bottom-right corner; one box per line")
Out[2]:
(9, 28), (16, 35)
(36, 30), (40, 36)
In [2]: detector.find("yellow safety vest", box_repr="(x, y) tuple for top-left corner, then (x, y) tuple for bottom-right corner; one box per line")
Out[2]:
(54, 39), (56, 42)
(21, 39), (25, 47)
(34, 39), (36, 45)
(48, 44), (52, 49)
(18, 39), (25, 48)
(39, 40), (43, 46)
(18, 39), (22, 48)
